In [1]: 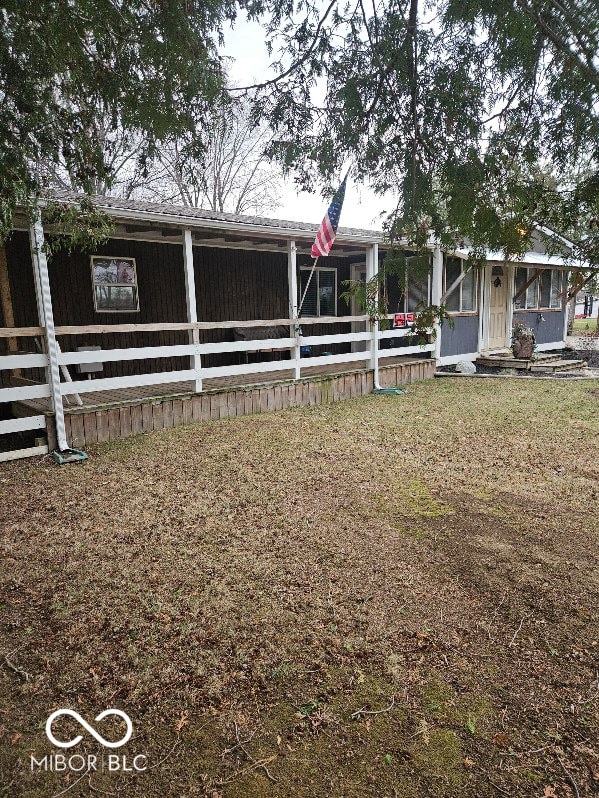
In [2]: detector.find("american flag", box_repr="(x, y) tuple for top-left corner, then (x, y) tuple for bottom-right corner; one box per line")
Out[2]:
(311, 173), (348, 258)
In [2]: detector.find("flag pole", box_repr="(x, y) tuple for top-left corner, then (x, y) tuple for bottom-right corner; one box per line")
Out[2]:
(298, 256), (319, 316)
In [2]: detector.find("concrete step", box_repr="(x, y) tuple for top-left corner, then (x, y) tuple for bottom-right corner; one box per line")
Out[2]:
(529, 359), (585, 373)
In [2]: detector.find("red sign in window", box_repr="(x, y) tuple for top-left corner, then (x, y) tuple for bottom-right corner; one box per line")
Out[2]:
(394, 313), (415, 328)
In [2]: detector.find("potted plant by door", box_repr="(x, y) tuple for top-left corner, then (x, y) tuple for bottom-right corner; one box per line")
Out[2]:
(511, 321), (536, 359)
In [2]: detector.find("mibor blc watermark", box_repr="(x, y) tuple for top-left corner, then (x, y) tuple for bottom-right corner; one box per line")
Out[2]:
(31, 709), (147, 773)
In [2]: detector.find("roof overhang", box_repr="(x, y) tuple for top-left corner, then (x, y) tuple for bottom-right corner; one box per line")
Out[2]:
(453, 248), (574, 269)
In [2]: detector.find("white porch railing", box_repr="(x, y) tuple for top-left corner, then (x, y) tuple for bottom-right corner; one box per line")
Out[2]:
(47, 316), (433, 398)
(0, 317), (434, 457)
(0, 326), (50, 461)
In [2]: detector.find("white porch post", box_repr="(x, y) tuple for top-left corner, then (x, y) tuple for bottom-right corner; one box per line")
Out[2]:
(505, 265), (515, 348)
(479, 263), (490, 352)
(182, 228), (202, 393)
(431, 244), (443, 361)
(477, 266), (485, 354)
(366, 243), (380, 387)
(287, 240), (301, 379)
(562, 269), (571, 343)
(29, 213), (69, 451)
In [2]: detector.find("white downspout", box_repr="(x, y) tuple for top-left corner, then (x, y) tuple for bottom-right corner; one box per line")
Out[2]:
(431, 244), (443, 362)
(30, 213), (69, 451)
(287, 240), (301, 380)
(182, 228), (202, 393)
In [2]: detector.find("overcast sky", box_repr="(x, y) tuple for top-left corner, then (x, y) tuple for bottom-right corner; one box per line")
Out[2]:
(222, 13), (392, 230)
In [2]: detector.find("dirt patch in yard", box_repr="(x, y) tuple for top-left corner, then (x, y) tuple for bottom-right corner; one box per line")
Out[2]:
(0, 379), (598, 797)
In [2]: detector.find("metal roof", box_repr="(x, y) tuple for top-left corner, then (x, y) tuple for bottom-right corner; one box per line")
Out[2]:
(47, 192), (580, 267)
(50, 191), (383, 245)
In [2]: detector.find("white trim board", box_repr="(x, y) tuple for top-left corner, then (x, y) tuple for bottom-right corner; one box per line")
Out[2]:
(378, 345), (435, 358)
(0, 445), (48, 463)
(0, 353), (48, 370)
(0, 383), (52, 403)
(0, 415), (46, 435)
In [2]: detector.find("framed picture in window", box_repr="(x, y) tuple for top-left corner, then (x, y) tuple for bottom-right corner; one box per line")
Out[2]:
(91, 256), (139, 312)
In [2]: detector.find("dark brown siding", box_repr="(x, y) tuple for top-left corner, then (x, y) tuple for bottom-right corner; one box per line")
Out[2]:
(1, 232), (44, 382)
(4, 233), (357, 376)
(47, 238), (189, 378)
(193, 245), (289, 367)
(2, 231), (39, 331)
(193, 248), (353, 364)
(195, 246), (288, 322)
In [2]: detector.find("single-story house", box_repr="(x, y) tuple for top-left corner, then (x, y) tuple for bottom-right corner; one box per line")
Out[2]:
(0, 194), (574, 461)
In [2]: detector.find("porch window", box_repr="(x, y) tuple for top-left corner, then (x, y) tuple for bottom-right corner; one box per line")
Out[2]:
(444, 256), (477, 313)
(514, 268), (563, 310)
(91, 256), (139, 313)
(406, 273), (431, 312)
(299, 267), (337, 316)
(388, 259), (432, 315)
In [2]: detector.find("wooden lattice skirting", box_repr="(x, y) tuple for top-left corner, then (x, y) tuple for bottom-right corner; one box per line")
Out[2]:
(46, 360), (435, 450)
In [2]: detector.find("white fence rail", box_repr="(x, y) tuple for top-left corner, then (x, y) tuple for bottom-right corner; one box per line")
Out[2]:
(46, 316), (433, 397)
(0, 414), (46, 435)
(0, 328), (49, 460)
(0, 317), (433, 456)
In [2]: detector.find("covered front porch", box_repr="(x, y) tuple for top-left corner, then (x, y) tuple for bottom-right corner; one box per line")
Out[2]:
(0, 198), (436, 459)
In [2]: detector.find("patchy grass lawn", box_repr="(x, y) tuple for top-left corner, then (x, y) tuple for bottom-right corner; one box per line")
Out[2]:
(1, 378), (598, 798)
(572, 318), (598, 334)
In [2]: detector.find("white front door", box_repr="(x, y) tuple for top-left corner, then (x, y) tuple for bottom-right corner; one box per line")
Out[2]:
(487, 266), (509, 349)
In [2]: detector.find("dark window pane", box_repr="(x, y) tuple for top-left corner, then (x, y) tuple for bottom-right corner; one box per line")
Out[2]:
(445, 257), (461, 312)
(407, 276), (429, 312)
(525, 269), (538, 309)
(299, 270), (318, 316)
(318, 269), (336, 316)
(461, 269), (476, 311)
(94, 285), (138, 311)
(539, 270), (552, 308)
(514, 268), (527, 309)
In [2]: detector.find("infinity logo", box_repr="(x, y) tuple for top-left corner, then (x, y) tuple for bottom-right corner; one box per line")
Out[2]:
(45, 709), (133, 749)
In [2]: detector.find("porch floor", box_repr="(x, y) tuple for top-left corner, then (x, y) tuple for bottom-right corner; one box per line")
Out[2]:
(16, 355), (430, 415)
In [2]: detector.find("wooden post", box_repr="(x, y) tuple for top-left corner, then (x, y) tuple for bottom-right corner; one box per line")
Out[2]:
(0, 243), (23, 378)
(182, 228), (202, 393)
(0, 245), (17, 353)
(431, 244), (443, 361)
(29, 213), (69, 451)
(288, 239), (301, 380)
(505, 264), (515, 344)
(366, 243), (380, 386)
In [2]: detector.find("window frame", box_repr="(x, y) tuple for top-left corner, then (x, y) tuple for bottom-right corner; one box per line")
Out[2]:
(299, 266), (337, 317)
(443, 256), (478, 315)
(90, 255), (140, 314)
(404, 270), (432, 314)
(514, 267), (563, 311)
